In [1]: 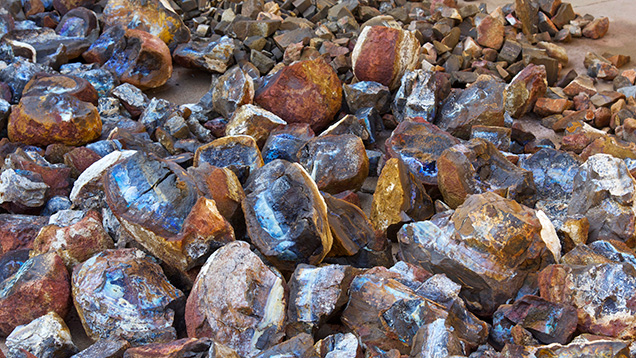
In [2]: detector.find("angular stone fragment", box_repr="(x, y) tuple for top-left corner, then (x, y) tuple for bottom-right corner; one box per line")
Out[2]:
(122, 338), (217, 358)
(254, 333), (317, 358)
(437, 139), (536, 209)
(64, 147), (102, 178)
(582, 17), (610, 39)
(71, 338), (131, 358)
(31, 210), (114, 268)
(185, 241), (286, 356)
(392, 70), (448, 123)
(491, 295), (577, 347)
(225, 104), (286, 148)
(343, 81), (390, 114)
(323, 193), (375, 257)
(476, 14), (504, 50)
(0, 169), (48, 208)
(370, 158), (434, 234)
(504, 64), (548, 118)
(72, 249), (184, 345)
(533, 335), (631, 357)
(0, 215), (48, 254)
(410, 318), (465, 358)
(194, 135), (263, 179)
(242, 160), (333, 272)
(211, 66), (254, 119)
(8, 92), (101, 147)
(104, 152), (235, 271)
(399, 192), (557, 316)
(568, 154), (636, 246)
(187, 164), (245, 225)
(436, 76), (506, 139)
(255, 57), (342, 132)
(173, 36), (235, 73)
(563, 74), (597, 97)
(314, 333), (363, 358)
(0, 252), (70, 336)
(297, 134), (368, 194)
(6, 311), (78, 358)
(351, 25), (419, 90)
(0, 250), (29, 284)
(23, 73), (98, 105)
(386, 120), (460, 186)
(533, 97), (573, 116)
(286, 264), (357, 336)
(102, 0), (190, 49)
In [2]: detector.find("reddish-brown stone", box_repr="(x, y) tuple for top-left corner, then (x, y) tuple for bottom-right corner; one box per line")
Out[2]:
(351, 26), (419, 90)
(0, 214), (49, 254)
(533, 97), (573, 116)
(582, 17), (610, 39)
(8, 93), (101, 147)
(6, 149), (72, 198)
(22, 74), (98, 105)
(0, 252), (71, 336)
(63, 147), (102, 178)
(32, 210), (114, 268)
(476, 15), (504, 50)
(254, 57), (342, 132)
(504, 64), (548, 118)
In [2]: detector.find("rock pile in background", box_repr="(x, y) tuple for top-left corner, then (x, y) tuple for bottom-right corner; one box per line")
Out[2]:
(2, 0), (636, 356)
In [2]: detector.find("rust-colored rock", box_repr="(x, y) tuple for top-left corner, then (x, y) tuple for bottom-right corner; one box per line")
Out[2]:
(323, 193), (375, 257)
(533, 97), (573, 116)
(63, 147), (102, 178)
(437, 138), (536, 209)
(0, 252), (71, 336)
(187, 163), (245, 225)
(185, 241), (287, 356)
(504, 64), (548, 118)
(31, 210), (114, 269)
(351, 26), (419, 90)
(102, 0), (190, 49)
(8, 93), (101, 147)
(0, 214), (48, 254)
(476, 15), (504, 50)
(254, 57), (342, 132)
(582, 17), (610, 39)
(122, 338), (235, 358)
(22, 73), (98, 105)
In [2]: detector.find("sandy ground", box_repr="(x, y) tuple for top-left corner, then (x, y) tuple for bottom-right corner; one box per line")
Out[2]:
(2, 0), (636, 355)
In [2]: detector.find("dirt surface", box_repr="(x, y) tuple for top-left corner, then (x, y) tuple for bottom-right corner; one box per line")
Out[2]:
(1, 0), (635, 354)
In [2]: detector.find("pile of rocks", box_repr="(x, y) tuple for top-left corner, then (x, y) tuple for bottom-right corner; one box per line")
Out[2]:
(2, 0), (636, 356)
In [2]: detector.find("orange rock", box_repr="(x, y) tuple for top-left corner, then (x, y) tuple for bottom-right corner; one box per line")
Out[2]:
(476, 15), (504, 50)
(582, 17), (609, 39)
(102, 0), (190, 49)
(351, 26), (419, 90)
(254, 57), (342, 132)
(8, 93), (101, 147)
(23, 73), (98, 105)
(533, 97), (573, 116)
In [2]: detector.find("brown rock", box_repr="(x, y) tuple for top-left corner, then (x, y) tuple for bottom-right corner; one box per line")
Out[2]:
(563, 74), (597, 97)
(351, 26), (419, 90)
(297, 134), (368, 194)
(437, 138), (537, 209)
(323, 193), (375, 257)
(122, 338), (225, 358)
(8, 93), (101, 147)
(504, 63), (548, 118)
(63, 147), (102, 178)
(0, 252), (70, 336)
(476, 15), (504, 50)
(72, 338), (131, 358)
(31, 210), (114, 268)
(102, 0), (190, 50)
(225, 104), (287, 148)
(533, 97), (573, 116)
(22, 73), (98, 105)
(370, 158), (434, 234)
(187, 163), (245, 225)
(399, 192), (558, 316)
(582, 17), (610, 39)
(254, 57), (342, 132)
(0, 214), (48, 254)
(72, 249), (184, 345)
(212, 66), (255, 119)
(185, 241), (286, 356)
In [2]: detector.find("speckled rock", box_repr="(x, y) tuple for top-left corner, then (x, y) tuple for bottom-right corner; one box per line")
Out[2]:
(122, 338), (227, 358)
(286, 264), (358, 337)
(104, 152), (235, 272)
(185, 241), (287, 356)
(254, 333), (317, 358)
(297, 134), (368, 194)
(72, 248), (184, 346)
(392, 69), (449, 123)
(31, 210), (114, 268)
(370, 158), (434, 235)
(437, 138), (536, 208)
(242, 159), (333, 272)
(398, 192), (558, 316)
(102, 0), (190, 50)
(351, 26), (419, 90)
(568, 154), (636, 246)
(0, 252), (71, 336)
(6, 311), (78, 358)
(254, 57), (342, 132)
(0, 214), (49, 255)
(71, 338), (131, 358)
(386, 120), (460, 186)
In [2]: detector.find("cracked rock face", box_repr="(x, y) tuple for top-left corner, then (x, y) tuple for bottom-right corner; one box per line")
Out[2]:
(72, 248), (184, 346)
(6, 311), (78, 358)
(185, 241), (286, 357)
(242, 159), (333, 273)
